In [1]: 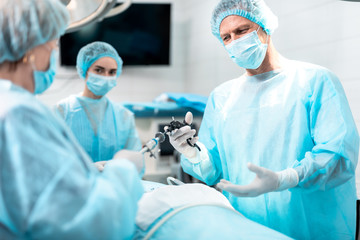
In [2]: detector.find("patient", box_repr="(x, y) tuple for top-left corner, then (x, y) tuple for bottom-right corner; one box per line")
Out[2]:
(134, 181), (294, 240)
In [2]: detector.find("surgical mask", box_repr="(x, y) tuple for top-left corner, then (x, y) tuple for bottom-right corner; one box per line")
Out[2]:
(32, 49), (58, 95)
(86, 72), (117, 96)
(225, 27), (268, 69)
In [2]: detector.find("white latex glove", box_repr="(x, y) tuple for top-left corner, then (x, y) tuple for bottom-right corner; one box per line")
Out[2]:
(113, 149), (144, 174)
(165, 112), (198, 159)
(217, 163), (299, 197)
(94, 161), (107, 172)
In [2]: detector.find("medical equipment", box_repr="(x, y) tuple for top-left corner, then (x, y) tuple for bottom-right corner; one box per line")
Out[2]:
(64, 0), (132, 33)
(164, 116), (201, 151)
(122, 101), (204, 183)
(141, 114), (201, 158)
(141, 132), (166, 158)
(166, 177), (184, 186)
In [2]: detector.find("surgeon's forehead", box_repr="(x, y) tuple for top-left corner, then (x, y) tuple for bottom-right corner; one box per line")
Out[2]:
(91, 57), (118, 69)
(219, 15), (254, 35)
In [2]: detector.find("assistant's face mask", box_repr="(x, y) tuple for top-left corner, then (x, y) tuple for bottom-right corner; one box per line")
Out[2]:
(86, 72), (117, 96)
(225, 27), (268, 69)
(32, 49), (58, 95)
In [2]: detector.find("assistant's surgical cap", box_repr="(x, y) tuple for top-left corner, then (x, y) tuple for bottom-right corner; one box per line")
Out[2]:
(0, 0), (69, 64)
(76, 41), (123, 79)
(211, 0), (278, 42)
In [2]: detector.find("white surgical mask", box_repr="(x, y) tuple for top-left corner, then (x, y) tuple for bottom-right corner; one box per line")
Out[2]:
(225, 27), (268, 69)
(86, 72), (117, 96)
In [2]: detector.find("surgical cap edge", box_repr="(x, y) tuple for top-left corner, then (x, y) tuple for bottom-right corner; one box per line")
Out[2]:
(211, 9), (274, 43)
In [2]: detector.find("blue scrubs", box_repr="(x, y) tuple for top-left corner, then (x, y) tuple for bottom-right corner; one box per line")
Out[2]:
(181, 60), (359, 239)
(0, 80), (143, 239)
(56, 95), (142, 162)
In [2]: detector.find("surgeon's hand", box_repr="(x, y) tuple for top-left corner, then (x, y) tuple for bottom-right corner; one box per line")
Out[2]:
(94, 161), (107, 172)
(217, 163), (299, 197)
(165, 112), (199, 159)
(113, 149), (144, 174)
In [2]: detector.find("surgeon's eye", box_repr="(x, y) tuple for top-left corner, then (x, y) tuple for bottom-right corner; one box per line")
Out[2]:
(109, 69), (117, 76)
(222, 35), (230, 42)
(94, 68), (103, 74)
(236, 28), (249, 36)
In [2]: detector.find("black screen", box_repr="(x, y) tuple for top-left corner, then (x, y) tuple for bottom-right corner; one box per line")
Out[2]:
(60, 3), (171, 66)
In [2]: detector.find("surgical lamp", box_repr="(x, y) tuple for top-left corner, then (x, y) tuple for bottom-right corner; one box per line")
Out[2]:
(61, 0), (132, 33)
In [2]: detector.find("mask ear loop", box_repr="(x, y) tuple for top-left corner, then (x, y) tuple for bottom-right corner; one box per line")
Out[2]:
(265, 32), (269, 44)
(256, 26), (269, 45)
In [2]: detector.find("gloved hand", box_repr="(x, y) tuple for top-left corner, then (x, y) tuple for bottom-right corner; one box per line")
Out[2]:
(217, 163), (299, 197)
(94, 161), (107, 172)
(113, 149), (144, 174)
(165, 112), (198, 159)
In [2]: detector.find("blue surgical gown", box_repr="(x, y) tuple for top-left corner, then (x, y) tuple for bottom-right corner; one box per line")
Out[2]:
(181, 60), (359, 240)
(0, 80), (143, 239)
(56, 95), (142, 162)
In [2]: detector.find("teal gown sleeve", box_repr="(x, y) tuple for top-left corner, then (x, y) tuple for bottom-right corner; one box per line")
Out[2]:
(0, 100), (143, 239)
(292, 69), (359, 191)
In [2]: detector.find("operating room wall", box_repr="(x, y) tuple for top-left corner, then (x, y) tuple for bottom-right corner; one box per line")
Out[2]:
(180, 0), (360, 198)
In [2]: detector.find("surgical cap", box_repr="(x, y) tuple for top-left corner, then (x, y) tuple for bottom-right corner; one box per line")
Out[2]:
(0, 0), (69, 64)
(76, 42), (123, 79)
(211, 0), (278, 42)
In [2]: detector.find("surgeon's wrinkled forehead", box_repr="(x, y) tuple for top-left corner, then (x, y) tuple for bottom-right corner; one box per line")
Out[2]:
(219, 15), (257, 39)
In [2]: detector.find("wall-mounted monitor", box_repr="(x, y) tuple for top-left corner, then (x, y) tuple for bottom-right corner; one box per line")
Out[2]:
(60, 3), (171, 66)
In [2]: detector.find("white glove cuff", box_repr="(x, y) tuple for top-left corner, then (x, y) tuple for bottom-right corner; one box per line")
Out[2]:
(276, 168), (299, 191)
(186, 142), (209, 164)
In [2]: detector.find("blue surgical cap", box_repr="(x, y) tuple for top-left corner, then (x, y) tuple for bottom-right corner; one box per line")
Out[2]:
(0, 0), (69, 64)
(76, 42), (123, 79)
(211, 0), (278, 42)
